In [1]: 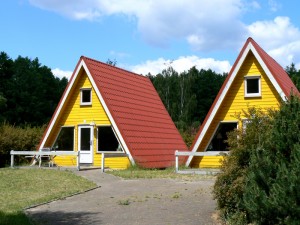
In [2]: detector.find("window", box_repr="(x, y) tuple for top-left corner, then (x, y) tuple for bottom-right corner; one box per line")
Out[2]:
(53, 127), (74, 151)
(244, 76), (261, 97)
(97, 126), (121, 152)
(80, 88), (92, 105)
(207, 122), (237, 151)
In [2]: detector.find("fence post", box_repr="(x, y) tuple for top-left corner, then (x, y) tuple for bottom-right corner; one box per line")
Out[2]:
(10, 150), (14, 168)
(101, 153), (105, 172)
(77, 151), (80, 171)
(175, 150), (178, 173)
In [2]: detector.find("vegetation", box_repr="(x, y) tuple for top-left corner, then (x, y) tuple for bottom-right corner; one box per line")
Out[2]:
(107, 165), (215, 180)
(0, 52), (67, 126)
(0, 123), (45, 167)
(286, 63), (300, 91)
(148, 66), (226, 146)
(0, 168), (96, 225)
(213, 96), (300, 224)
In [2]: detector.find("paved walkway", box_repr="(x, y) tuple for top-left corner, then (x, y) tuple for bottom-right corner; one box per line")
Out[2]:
(26, 169), (218, 225)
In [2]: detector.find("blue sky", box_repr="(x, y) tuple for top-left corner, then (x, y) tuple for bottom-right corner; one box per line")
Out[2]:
(1, 0), (300, 79)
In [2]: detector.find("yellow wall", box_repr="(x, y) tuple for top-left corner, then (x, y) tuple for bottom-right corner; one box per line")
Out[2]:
(191, 52), (282, 168)
(44, 69), (130, 169)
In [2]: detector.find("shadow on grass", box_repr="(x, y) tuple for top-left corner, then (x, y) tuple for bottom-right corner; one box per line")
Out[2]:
(26, 210), (103, 225)
(0, 211), (32, 225)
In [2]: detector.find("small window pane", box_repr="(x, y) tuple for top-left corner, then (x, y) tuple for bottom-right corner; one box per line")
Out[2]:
(247, 78), (259, 94)
(80, 128), (91, 151)
(98, 126), (120, 151)
(53, 127), (74, 151)
(81, 89), (91, 103)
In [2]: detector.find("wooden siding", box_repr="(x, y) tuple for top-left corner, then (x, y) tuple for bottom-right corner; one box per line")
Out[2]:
(44, 70), (130, 169)
(191, 52), (282, 167)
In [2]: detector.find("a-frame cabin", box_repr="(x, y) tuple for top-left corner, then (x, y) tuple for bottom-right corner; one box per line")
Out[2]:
(186, 37), (299, 168)
(39, 56), (188, 169)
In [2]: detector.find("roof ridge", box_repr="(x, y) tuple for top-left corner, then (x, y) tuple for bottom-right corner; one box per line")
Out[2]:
(248, 38), (285, 71)
(80, 55), (148, 79)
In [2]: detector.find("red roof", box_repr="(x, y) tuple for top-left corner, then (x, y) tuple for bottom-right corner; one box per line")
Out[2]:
(82, 57), (188, 168)
(187, 37), (299, 165)
(249, 38), (299, 97)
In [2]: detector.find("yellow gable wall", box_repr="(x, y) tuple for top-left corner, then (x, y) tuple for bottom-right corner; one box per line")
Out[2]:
(44, 69), (130, 169)
(191, 52), (282, 168)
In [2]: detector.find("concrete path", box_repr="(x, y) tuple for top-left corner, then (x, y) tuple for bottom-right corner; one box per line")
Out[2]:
(26, 169), (218, 225)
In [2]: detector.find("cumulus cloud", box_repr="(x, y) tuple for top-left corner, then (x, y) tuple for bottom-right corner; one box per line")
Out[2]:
(52, 68), (73, 80)
(248, 16), (300, 68)
(29, 0), (247, 50)
(29, 0), (300, 70)
(131, 56), (231, 75)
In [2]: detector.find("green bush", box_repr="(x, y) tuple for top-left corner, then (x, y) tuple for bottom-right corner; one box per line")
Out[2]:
(0, 123), (45, 167)
(213, 107), (274, 223)
(214, 96), (300, 224)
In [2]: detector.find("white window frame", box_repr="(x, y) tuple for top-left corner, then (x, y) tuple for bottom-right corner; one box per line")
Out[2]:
(80, 88), (92, 105)
(244, 75), (261, 97)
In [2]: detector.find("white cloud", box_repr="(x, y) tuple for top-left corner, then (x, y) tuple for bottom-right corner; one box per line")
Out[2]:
(52, 68), (73, 80)
(131, 56), (231, 75)
(29, 0), (247, 51)
(248, 16), (300, 68)
(29, 0), (300, 70)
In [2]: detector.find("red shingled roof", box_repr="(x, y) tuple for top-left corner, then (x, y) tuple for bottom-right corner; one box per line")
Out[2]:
(187, 37), (299, 166)
(82, 56), (188, 168)
(249, 38), (299, 97)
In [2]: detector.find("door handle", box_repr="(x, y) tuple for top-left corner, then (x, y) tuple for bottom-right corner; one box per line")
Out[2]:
(90, 140), (93, 145)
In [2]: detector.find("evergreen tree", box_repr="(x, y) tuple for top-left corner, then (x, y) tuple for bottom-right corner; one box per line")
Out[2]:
(0, 52), (68, 125)
(243, 96), (300, 225)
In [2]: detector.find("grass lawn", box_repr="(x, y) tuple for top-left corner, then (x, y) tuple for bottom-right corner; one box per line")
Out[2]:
(0, 168), (97, 225)
(107, 166), (216, 181)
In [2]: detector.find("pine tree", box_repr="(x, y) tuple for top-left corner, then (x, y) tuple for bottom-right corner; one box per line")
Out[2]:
(243, 96), (300, 225)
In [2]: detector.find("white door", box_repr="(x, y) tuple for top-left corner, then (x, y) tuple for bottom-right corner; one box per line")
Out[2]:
(78, 126), (93, 163)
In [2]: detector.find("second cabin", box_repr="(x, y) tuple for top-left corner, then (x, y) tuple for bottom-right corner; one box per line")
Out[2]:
(186, 37), (299, 168)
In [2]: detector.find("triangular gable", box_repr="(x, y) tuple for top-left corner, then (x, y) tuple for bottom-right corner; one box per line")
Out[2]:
(38, 58), (135, 164)
(186, 37), (300, 166)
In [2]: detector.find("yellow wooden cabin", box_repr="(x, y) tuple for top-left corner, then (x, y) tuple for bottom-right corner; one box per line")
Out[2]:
(186, 37), (299, 168)
(38, 56), (188, 169)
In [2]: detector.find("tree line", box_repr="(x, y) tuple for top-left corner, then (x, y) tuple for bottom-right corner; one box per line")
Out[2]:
(0, 51), (300, 143)
(0, 52), (68, 126)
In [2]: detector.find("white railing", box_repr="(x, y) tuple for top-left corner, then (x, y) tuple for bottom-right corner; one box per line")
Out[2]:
(10, 150), (81, 171)
(175, 150), (229, 173)
(100, 152), (128, 172)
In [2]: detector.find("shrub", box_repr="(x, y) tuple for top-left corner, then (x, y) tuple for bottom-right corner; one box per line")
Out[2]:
(213, 107), (274, 223)
(243, 96), (300, 224)
(214, 95), (300, 224)
(0, 123), (45, 167)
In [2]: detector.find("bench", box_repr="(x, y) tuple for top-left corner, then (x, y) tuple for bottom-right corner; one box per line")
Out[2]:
(10, 150), (81, 170)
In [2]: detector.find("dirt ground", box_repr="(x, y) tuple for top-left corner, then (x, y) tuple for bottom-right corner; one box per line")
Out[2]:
(26, 169), (219, 225)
